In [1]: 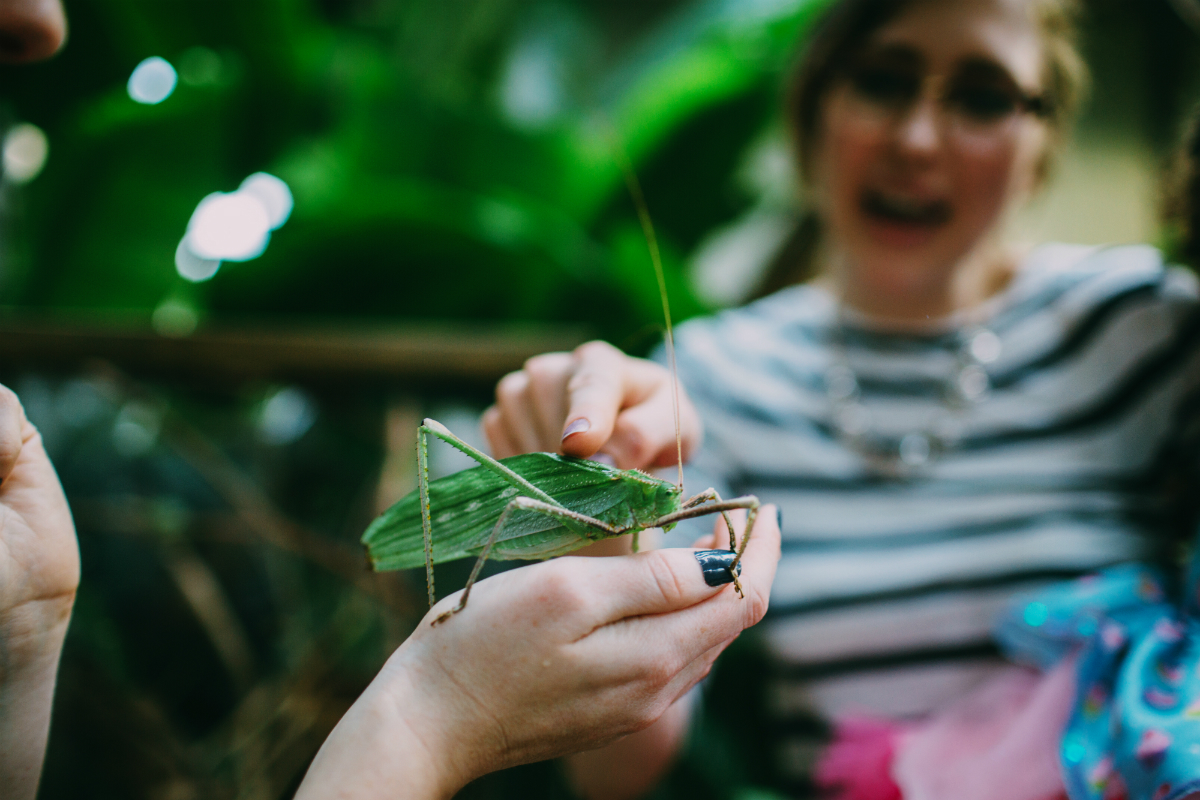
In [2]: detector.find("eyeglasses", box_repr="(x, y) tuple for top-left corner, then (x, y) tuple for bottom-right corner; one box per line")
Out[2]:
(839, 55), (1050, 151)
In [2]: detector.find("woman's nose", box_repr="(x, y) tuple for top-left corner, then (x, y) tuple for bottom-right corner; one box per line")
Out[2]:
(0, 0), (66, 63)
(892, 95), (943, 157)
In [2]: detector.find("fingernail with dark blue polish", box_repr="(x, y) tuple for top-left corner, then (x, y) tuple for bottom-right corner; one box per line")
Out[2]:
(695, 549), (742, 587)
(776, 507), (783, 531)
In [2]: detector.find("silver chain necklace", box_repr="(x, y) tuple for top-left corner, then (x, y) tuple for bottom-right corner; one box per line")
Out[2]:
(824, 306), (1002, 477)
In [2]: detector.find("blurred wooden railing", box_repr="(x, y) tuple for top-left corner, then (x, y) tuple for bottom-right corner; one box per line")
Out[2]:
(0, 313), (592, 387)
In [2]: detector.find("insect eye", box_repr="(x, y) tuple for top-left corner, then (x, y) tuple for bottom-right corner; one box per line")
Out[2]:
(848, 64), (919, 108)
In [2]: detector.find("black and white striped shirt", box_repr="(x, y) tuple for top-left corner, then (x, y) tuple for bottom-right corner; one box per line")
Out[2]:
(663, 243), (1200, 777)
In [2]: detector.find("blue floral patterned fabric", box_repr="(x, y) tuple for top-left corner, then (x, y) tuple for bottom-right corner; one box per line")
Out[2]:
(996, 559), (1200, 800)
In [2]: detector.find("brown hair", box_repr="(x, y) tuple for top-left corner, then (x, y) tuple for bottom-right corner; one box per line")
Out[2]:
(754, 0), (1089, 298)
(1163, 108), (1200, 266)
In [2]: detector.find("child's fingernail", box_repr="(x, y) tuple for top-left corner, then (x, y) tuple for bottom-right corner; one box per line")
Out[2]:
(562, 418), (590, 440)
(695, 550), (742, 586)
(776, 507), (783, 531)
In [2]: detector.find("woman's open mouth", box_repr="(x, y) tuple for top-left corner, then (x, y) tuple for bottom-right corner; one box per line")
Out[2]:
(861, 190), (952, 228)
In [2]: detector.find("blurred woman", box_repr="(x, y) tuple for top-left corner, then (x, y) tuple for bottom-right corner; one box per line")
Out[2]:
(485, 0), (1200, 797)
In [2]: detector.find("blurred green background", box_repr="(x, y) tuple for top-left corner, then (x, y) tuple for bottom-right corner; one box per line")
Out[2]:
(2, 0), (1200, 798)
(0, 0), (834, 334)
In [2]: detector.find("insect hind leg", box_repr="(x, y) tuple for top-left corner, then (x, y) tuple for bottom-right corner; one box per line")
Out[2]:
(431, 497), (621, 626)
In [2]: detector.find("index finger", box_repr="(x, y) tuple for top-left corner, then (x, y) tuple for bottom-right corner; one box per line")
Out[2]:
(559, 341), (659, 459)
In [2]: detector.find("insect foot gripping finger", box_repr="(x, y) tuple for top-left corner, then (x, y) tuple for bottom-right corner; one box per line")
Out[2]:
(431, 604), (463, 627)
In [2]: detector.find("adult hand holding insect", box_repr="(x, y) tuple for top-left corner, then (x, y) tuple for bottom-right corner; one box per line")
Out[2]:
(298, 507), (780, 800)
(484, 340), (702, 472)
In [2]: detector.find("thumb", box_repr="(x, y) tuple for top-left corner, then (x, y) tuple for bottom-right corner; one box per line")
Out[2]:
(601, 548), (742, 622)
(590, 501), (777, 623)
(587, 505), (780, 624)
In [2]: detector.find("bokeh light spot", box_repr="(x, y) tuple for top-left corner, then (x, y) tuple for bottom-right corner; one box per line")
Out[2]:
(499, 37), (563, 129)
(113, 402), (161, 457)
(239, 172), (293, 229)
(128, 56), (178, 104)
(186, 192), (272, 261)
(259, 388), (316, 445)
(174, 238), (221, 282)
(2, 123), (49, 184)
(178, 47), (222, 86)
(1024, 602), (1050, 627)
(152, 298), (200, 337)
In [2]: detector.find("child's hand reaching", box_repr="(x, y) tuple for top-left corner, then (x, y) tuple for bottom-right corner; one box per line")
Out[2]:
(483, 340), (702, 471)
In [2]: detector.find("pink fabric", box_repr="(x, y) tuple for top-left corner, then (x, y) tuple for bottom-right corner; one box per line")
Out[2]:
(814, 717), (904, 800)
(815, 658), (1077, 800)
(892, 658), (1077, 800)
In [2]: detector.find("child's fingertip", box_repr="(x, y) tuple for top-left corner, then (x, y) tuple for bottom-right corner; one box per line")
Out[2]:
(562, 417), (591, 441)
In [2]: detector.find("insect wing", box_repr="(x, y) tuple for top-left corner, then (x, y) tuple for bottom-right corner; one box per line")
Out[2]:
(362, 453), (630, 570)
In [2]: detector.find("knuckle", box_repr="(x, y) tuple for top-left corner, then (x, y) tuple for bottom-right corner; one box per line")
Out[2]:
(495, 371), (528, 404)
(522, 352), (569, 385)
(565, 366), (611, 396)
(613, 430), (649, 466)
(632, 644), (685, 691)
(573, 340), (619, 362)
(540, 562), (590, 613)
(645, 551), (687, 608)
(640, 659), (676, 691)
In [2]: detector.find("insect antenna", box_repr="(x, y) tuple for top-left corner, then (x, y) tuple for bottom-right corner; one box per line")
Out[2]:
(614, 148), (684, 491)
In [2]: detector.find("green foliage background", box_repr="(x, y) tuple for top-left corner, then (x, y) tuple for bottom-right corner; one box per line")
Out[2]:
(2, 0), (829, 339)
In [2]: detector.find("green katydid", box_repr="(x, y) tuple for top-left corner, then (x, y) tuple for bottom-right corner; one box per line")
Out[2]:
(361, 156), (761, 626)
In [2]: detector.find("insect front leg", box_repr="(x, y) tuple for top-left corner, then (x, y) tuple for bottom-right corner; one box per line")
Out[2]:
(432, 497), (622, 626)
(417, 416), (436, 609)
(421, 418), (556, 503)
(417, 419), (561, 611)
(680, 488), (738, 551)
(653, 496), (759, 598)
